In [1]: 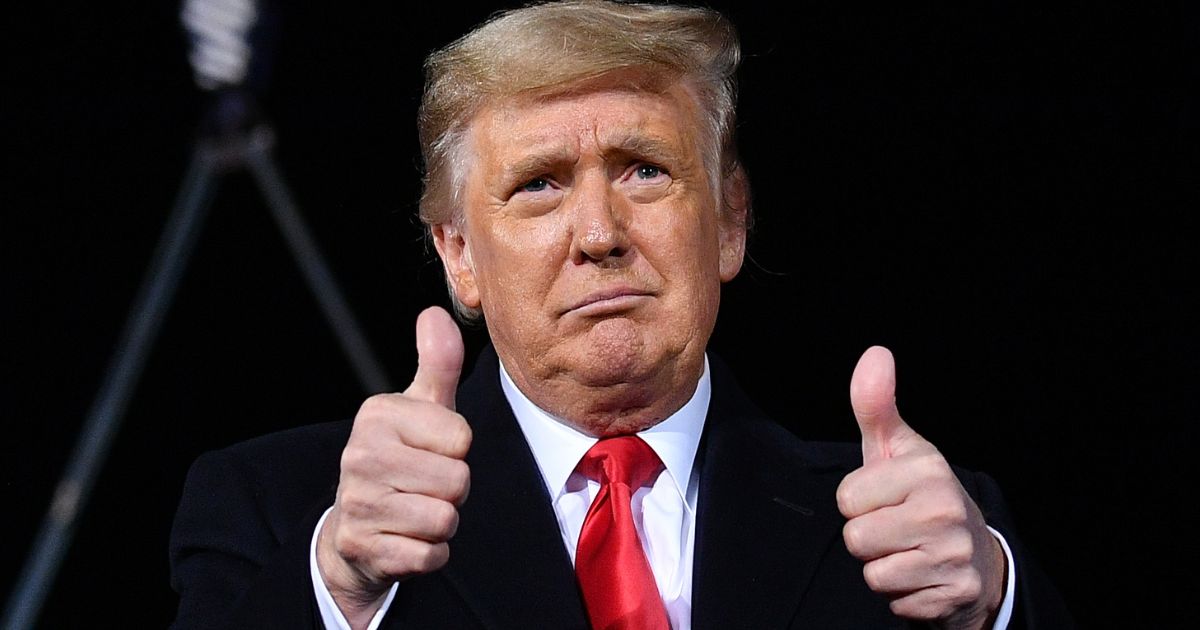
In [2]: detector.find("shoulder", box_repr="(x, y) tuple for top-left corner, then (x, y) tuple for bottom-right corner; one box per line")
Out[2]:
(706, 353), (997, 492)
(707, 352), (862, 471)
(191, 419), (353, 490)
(178, 420), (353, 542)
(170, 421), (353, 629)
(207, 418), (354, 462)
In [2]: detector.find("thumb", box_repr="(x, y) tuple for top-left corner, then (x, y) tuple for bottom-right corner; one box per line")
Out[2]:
(404, 306), (464, 410)
(850, 346), (916, 463)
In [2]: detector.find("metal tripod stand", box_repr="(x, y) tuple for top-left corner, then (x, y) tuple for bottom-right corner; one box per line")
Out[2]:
(3, 124), (392, 629)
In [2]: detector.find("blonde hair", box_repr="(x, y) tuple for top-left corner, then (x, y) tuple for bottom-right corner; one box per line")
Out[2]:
(417, 0), (745, 320)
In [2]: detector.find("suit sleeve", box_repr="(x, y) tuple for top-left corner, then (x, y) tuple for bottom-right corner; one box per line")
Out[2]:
(169, 447), (332, 630)
(963, 470), (1076, 630)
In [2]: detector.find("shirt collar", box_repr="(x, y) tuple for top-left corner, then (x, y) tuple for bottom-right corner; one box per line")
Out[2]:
(500, 356), (710, 505)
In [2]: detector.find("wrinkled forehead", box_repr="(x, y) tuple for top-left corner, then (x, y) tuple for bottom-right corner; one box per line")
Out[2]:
(464, 74), (708, 162)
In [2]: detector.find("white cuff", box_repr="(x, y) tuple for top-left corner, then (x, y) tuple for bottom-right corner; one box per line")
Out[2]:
(310, 507), (399, 630)
(986, 525), (1017, 630)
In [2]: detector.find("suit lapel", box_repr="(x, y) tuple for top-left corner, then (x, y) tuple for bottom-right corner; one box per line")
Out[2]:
(437, 347), (851, 629)
(441, 346), (590, 630)
(692, 359), (848, 629)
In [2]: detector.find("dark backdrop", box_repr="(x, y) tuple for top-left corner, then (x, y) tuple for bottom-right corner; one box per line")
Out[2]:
(3, 2), (1195, 627)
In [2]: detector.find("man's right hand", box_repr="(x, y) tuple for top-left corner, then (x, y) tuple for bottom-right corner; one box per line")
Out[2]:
(316, 306), (471, 627)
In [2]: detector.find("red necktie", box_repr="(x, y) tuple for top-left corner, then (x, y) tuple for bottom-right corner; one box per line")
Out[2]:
(575, 436), (670, 630)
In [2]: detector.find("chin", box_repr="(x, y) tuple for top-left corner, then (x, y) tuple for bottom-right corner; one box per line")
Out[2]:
(572, 318), (657, 386)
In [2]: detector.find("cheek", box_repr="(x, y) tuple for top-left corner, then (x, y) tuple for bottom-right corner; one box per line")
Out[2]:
(470, 220), (567, 300)
(646, 209), (721, 270)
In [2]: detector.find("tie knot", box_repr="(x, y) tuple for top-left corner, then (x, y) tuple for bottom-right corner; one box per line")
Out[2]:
(577, 436), (664, 489)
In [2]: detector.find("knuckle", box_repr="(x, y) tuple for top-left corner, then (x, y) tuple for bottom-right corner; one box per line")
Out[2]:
(862, 561), (886, 591)
(335, 483), (381, 518)
(353, 397), (377, 420)
(914, 452), (948, 480)
(378, 540), (423, 578)
(941, 530), (975, 565)
(835, 480), (858, 517)
(956, 571), (983, 603)
(888, 598), (915, 620)
(431, 502), (460, 539)
(333, 529), (367, 564)
(410, 541), (450, 573)
(340, 444), (371, 474)
(340, 438), (393, 480)
(920, 489), (967, 527)
(338, 492), (370, 519)
(355, 393), (393, 419)
(376, 543), (410, 579)
(949, 499), (970, 524)
(934, 499), (969, 528)
(444, 416), (473, 457)
(445, 459), (472, 502)
(842, 521), (867, 557)
(407, 544), (434, 572)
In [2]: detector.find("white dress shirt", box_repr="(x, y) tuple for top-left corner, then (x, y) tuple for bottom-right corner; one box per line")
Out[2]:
(310, 355), (1016, 629)
(501, 357), (709, 630)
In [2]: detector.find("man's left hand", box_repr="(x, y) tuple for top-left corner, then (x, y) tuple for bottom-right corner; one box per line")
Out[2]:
(836, 346), (1006, 630)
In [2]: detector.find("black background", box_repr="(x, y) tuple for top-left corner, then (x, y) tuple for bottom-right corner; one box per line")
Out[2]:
(3, 1), (1195, 627)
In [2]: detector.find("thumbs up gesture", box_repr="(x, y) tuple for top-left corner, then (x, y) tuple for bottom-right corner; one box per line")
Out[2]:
(836, 347), (1006, 630)
(317, 307), (472, 625)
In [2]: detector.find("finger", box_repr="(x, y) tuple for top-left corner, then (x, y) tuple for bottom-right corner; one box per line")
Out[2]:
(383, 444), (472, 505)
(374, 493), (461, 543)
(355, 536), (451, 582)
(862, 548), (941, 597)
(335, 483), (461, 540)
(405, 306), (464, 410)
(352, 394), (473, 459)
(850, 346), (918, 463)
(842, 502), (921, 560)
(866, 551), (984, 623)
(836, 457), (911, 518)
(343, 438), (471, 504)
(321, 508), (452, 584)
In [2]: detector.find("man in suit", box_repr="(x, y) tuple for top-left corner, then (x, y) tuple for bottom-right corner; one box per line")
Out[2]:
(170, 1), (1070, 628)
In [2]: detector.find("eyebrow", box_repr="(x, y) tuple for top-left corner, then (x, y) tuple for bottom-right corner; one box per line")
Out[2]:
(498, 133), (682, 186)
(600, 133), (678, 164)
(501, 146), (578, 185)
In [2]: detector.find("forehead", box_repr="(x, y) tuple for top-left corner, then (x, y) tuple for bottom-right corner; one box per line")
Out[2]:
(467, 83), (705, 162)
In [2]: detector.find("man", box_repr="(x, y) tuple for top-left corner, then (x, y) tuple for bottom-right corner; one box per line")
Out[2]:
(170, 1), (1070, 628)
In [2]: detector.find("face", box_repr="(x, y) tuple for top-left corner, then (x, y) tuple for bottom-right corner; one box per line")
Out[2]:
(433, 81), (746, 435)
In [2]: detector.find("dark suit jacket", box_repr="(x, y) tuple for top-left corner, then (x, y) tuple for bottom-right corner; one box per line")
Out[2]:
(170, 347), (1072, 629)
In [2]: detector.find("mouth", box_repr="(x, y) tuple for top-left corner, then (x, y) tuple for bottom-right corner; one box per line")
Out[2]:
(564, 287), (653, 317)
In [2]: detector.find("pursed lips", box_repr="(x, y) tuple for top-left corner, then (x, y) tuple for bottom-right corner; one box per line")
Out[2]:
(563, 286), (654, 316)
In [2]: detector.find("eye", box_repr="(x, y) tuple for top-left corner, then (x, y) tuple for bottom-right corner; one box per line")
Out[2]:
(507, 175), (563, 216)
(520, 177), (550, 193)
(622, 162), (672, 203)
(635, 164), (666, 180)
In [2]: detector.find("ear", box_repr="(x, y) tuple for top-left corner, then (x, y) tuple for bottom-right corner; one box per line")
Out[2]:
(431, 222), (481, 309)
(718, 164), (749, 282)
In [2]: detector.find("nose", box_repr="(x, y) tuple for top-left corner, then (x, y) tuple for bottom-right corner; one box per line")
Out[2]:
(568, 175), (631, 266)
